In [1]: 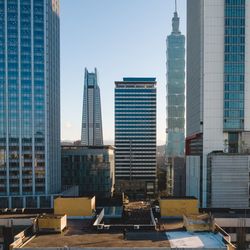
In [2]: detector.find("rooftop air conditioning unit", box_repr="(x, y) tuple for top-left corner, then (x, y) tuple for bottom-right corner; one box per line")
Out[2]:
(97, 224), (104, 230)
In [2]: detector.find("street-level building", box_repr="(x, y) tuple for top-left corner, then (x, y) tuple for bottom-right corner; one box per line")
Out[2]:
(61, 145), (115, 199)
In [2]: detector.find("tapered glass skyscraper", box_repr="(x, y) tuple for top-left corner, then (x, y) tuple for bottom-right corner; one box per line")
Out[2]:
(81, 68), (103, 146)
(166, 4), (185, 157)
(0, 0), (61, 208)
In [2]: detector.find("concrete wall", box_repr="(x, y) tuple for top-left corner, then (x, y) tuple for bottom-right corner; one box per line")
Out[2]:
(37, 215), (67, 232)
(186, 156), (201, 201)
(54, 197), (95, 217)
(186, 0), (203, 137)
(201, 0), (225, 207)
(159, 199), (198, 217)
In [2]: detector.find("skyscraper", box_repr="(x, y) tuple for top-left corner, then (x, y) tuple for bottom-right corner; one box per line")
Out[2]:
(81, 68), (103, 146)
(166, 2), (185, 157)
(165, 2), (185, 197)
(0, 0), (61, 208)
(115, 78), (157, 198)
(186, 0), (250, 207)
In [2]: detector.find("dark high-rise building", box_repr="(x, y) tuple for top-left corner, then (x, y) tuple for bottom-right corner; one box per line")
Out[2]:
(115, 78), (157, 198)
(0, 0), (61, 208)
(81, 68), (103, 146)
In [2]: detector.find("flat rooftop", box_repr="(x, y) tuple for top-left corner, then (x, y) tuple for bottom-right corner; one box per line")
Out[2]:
(22, 219), (227, 249)
(24, 219), (171, 248)
(115, 77), (157, 85)
(0, 213), (37, 219)
(166, 231), (225, 248)
(123, 77), (156, 82)
(201, 208), (250, 218)
(0, 204), (232, 249)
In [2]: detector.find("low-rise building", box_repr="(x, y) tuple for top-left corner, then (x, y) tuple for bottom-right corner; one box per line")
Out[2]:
(207, 152), (250, 208)
(61, 145), (115, 199)
(186, 153), (250, 209)
(0, 202), (235, 250)
(202, 208), (250, 250)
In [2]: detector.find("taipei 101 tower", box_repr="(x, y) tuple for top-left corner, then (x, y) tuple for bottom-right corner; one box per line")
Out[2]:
(166, 0), (185, 157)
(165, 0), (185, 196)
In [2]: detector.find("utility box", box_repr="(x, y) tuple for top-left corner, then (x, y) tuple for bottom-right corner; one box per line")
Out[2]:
(54, 197), (96, 218)
(159, 197), (198, 217)
(37, 214), (67, 233)
(183, 213), (214, 232)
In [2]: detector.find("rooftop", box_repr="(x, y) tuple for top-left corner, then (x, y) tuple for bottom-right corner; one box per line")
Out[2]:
(22, 219), (226, 249)
(61, 145), (115, 150)
(123, 77), (156, 82)
(115, 77), (157, 85)
(166, 231), (225, 248)
(201, 208), (250, 218)
(24, 219), (171, 248)
(160, 196), (197, 200)
(0, 203), (235, 249)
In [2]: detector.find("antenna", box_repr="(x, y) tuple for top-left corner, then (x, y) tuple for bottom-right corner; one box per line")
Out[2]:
(175, 0), (177, 12)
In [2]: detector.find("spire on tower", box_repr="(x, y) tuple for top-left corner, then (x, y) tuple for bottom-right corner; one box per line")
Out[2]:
(172, 0), (180, 34)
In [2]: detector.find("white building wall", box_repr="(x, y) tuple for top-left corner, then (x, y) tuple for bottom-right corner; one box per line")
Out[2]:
(203, 0), (225, 156)
(187, 0), (250, 208)
(202, 1), (225, 207)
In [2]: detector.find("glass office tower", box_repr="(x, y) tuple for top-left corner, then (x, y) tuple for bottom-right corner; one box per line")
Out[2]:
(0, 0), (60, 208)
(115, 78), (157, 198)
(166, 6), (185, 157)
(81, 68), (103, 146)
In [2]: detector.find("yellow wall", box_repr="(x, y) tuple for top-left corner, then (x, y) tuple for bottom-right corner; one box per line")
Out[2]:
(37, 214), (67, 232)
(159, 198), (198, 217)
(54, 197), (95, 217)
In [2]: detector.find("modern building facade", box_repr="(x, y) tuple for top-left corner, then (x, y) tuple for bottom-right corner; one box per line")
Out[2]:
(115, 78), (157, 198)
(166, 157), (185, 197)
(81, 68), (103, 146)
(61, 145), (115, 199)
(207, 152), (250, 208)
(186, 0), (250, 207)
(0, 0), (61, 208)
(166, 4), (185, 157)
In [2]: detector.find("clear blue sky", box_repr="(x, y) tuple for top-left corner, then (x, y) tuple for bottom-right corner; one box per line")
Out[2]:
(60, 0), (186, 145)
